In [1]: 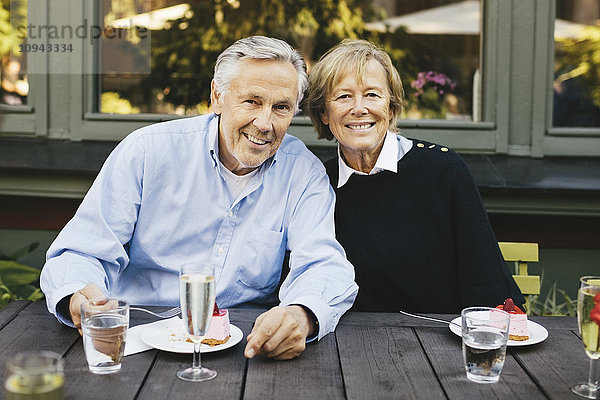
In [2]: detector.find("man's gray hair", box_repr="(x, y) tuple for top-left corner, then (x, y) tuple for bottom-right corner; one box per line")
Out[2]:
(213, 36), (308, 112)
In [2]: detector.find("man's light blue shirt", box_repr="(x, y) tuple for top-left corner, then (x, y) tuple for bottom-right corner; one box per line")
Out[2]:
(40, 113), (358, 340)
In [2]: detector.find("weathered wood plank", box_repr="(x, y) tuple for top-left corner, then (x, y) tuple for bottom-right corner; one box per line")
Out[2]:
(417, 327), (546, 399)
(511, 329), (591, 400)
(22, 300), (121, 319)
(19, 299), (53, 315)
(336, 324), (446, 400)
(0, 308), (78, 358)
(243, 332), (344, 400)
(340, 311), (460, 328)
(341, 313), (577, 332)
(529, 316), (577, 331)
(0, 300), (30, 329)
(136, 317), (252, 399)
(0, 307), (79, 386)
(63, 340), (157, 400)
(0, 306), (588, 399)
(228, 307), (265, 324)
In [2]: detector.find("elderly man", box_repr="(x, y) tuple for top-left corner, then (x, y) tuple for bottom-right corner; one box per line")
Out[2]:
(40, 36), (358, 360)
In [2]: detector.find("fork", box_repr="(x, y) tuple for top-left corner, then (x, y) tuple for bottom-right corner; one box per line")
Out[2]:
(130, 306), (181, 318)
(399, 310), (461, 327)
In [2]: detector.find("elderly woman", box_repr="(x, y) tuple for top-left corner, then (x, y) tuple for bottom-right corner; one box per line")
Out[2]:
(305, 39), (524, 313)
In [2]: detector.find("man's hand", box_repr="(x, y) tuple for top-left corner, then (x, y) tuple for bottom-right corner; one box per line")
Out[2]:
(244, 305), (314, 360)
(69, 283), (105, 335)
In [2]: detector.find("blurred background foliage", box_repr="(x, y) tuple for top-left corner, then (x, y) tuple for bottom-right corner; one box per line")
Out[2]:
(0, 242), (44, 310)
(0, 0), (26, 56)
(1, 0), (28, 106)
(554, 24), (600, 110)
(3, 0), (599, 121)
(101, 0), (428, 116)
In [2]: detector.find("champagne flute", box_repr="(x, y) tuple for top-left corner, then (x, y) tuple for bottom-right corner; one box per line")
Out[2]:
(572, 276), (600, 398)
(177, 263), (217, 382)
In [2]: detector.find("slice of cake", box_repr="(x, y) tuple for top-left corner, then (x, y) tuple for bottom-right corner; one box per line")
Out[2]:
(202, 304), (231, 346)
(496, 298), (529, 341)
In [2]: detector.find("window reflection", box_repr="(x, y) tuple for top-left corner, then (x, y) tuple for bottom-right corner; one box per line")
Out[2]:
(0, 0), (28, 106)
(553, 0), (600, 128)
(100, 0), (481, 122)
(369, 0), (481, 121)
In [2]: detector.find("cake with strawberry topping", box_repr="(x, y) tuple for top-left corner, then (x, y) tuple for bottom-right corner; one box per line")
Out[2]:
(202, 304), (230, 346)
(496, 298), (529, 341)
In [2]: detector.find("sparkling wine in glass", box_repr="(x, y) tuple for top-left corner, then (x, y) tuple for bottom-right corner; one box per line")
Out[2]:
(571, 276), (600, 398)
(177, 263), (217, 382)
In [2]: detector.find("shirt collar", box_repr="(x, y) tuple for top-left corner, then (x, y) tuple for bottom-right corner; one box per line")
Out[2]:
(208, 113), (278, 172)
(337, 131), (399, 188)
(208, 113), (220, 167)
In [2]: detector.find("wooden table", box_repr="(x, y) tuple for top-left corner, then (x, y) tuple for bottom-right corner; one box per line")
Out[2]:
(0, 300), (591, 399)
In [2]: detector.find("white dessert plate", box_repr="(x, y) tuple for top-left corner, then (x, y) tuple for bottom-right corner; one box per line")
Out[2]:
(141, 318), (243, 353)
(449, 317), (549, 346)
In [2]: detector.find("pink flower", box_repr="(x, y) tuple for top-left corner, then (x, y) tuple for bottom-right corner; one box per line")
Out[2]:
(410, 71), (456, 96)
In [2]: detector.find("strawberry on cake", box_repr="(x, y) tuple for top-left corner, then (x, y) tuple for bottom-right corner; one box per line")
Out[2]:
(202, 304), (231, 346)
(496, 298), (529, 341)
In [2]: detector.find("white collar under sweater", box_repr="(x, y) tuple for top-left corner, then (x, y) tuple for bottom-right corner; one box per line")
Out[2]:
(337, 131), (413, 188)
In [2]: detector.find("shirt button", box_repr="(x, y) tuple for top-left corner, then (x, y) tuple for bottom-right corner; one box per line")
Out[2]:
(228, 211), (234, 217)
(217, 247), (224, 254)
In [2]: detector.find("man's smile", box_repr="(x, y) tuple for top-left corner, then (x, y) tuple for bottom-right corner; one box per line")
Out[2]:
(243, 132), (271, 145)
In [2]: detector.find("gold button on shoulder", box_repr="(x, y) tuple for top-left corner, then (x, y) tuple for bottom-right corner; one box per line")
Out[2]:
(441, 147), (449, 152)
(417, 143), (425, 148)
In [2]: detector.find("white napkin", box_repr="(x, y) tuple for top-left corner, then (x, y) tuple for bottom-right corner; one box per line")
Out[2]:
(124, 317), (181, 356)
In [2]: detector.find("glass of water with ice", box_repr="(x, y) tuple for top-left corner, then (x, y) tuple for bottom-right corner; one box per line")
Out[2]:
(461, 307), (510, 383)
(81, 299), (129, 374)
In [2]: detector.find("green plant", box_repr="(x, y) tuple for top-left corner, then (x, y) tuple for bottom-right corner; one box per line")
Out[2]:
(0, 242), (44, 309)
(528, 281), (577, 316)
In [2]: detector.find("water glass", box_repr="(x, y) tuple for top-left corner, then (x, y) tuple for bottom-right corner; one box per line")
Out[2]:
(4, 350), (64, 400)
(461, 306), (510, 383)
(81, 298), (129, 374)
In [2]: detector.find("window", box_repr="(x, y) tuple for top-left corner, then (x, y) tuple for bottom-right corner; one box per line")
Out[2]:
(0, 0), (28, 107)
(2, 0), (598, 157)
(368, 0), (482, 122)
(541, 0), (600, 156)
(553, 0), (600, 128)
(98, 0), (482, 123)
(91, 0), (493, 150)
(0, 0), (46, 138)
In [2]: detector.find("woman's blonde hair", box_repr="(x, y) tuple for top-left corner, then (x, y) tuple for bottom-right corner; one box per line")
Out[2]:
(305, 39), (405, 140)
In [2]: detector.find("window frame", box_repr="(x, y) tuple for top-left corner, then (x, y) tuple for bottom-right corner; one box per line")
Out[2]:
(1, 0), (599, 158)
(539, 0), (600, 156)
(392, 0), (505, 153)
(0, 1), (47, 139)
(73, 0), (506, 152)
